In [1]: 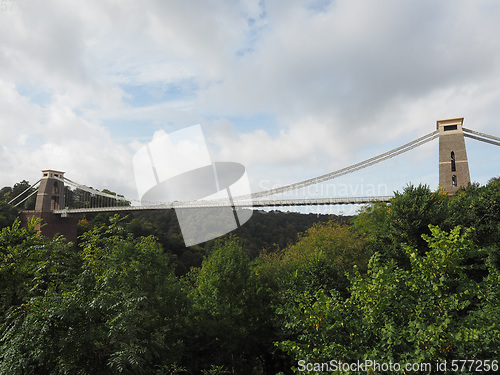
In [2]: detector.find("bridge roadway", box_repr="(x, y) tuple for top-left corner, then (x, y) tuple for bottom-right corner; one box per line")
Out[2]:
(53, 196), (393, 216)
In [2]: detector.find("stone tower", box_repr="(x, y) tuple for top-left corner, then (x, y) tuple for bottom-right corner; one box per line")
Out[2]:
(437, 118), (471, 194)
(20, 169), (78, 243)
(35, 170), (66, 211)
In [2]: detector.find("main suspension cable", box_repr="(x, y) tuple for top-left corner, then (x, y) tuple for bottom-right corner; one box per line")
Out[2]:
(235, 130), (439, 200)
(463, 128), (500, 147)
(463, 127), (500, 143)
(8, 179), (41, 205)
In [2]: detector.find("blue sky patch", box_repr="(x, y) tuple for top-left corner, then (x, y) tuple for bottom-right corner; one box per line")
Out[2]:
(121, 78), (199, 108)
(16, 83), (52, 107)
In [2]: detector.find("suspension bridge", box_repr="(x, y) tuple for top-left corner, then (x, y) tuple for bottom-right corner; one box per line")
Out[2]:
(7, 118), (500, 242)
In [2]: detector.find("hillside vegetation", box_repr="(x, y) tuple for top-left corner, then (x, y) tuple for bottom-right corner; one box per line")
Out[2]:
(0, 180), (499, 374)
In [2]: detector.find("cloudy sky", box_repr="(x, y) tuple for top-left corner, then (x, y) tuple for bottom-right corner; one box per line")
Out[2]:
(1, 0), (500, 213)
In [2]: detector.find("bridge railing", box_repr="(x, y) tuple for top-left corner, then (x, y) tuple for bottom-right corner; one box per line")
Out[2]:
(52, 195), (394, 215)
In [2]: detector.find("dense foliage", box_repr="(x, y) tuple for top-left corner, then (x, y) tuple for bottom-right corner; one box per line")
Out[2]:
(82, 209), (345, 275)
(0, 179), (499, 374)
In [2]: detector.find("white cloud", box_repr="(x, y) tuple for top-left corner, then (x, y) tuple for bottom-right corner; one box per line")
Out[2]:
(1, 0), (500, 203)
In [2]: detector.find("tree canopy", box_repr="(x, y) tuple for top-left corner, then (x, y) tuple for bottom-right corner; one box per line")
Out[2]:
(0, 179), (499, 374)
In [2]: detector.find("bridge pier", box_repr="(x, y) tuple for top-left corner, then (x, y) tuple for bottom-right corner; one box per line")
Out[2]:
(20, 170), (79, 243)
(19, 210), (79, 243)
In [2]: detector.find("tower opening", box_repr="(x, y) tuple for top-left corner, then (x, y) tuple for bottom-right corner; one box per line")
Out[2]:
(451, 151), (456, 172)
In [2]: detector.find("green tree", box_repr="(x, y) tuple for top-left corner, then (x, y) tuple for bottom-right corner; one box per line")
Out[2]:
(0, 218), (80, 322)
(254, 221), (370, 373)
(0, 200), (18, 229)
(448, 179), (500, 268)
(0, 216), (187, 374)
(187, 237), (270, 374)
(259, 221), (369, 301)
(276, 225), (500, 374)
(354, 184), (449, 267)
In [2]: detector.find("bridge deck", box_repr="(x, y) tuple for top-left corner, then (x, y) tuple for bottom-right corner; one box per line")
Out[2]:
(53, 196), (393, 215)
